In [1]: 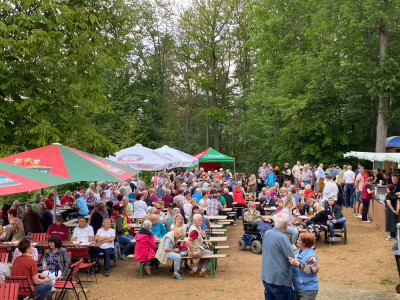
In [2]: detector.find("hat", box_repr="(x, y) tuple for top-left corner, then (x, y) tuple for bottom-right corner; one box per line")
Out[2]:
(269, 167), (273, 170)
(219, 168), (223, 171)
(55, 215), (63, 221)
(13, 200), (20, 206)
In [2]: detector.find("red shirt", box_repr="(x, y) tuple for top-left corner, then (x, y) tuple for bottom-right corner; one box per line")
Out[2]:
(44, 197), (54, 210)
(304, 189), (315, 199)
(189, 230), (199, 240)
(46, 223), (69, 241)
(60, 195), (74, 205)
(12, 255), (37, 294)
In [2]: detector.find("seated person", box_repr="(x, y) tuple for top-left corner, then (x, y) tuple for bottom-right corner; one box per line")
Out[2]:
(89, 202), (108, 234)
(264, 190), (276, 207)
(72, 216), (94, 242)
(7, 209), (23, 229)
(155, 227), (186, 280)
(42, 236), (71, 299)
(121, 197), (133, 216)
(0, 218), (25, 241)
(243, 201), (272, 235)
(256, 198), (267, 216)
(60, 190), (74, 206)
(324, 197), (346, 243)
(282, 200), (300, 247)
(114, 206), (134, 260)
(274, 199), (284, 214)
(94, 218), (115, 277)
(12, 239), (52, 300)
(47, 215), (69, 241)
(300, 198), (315, 216)
(154, 202), (167, 224)
(134, 220), (157, 276)
(186, 214), (214, 277)
(12, 236), (39, 262)
(39, 203), (53, 232)
(307, 202), (328, 240)
(22, 203), (43, 233)
(68, 193), (89, 220)
(165, 208), (180, 232)
(189, 207), (210, 236)
(150, 214), (166, 238)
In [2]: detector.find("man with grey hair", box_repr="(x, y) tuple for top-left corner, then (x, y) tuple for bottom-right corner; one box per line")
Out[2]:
(261, 212), (295, 299)
(186, 214), (214, 277)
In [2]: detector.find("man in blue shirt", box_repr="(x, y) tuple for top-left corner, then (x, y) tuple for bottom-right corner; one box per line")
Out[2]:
(68, 193), (89, 220)
(261, 212), (295, 300)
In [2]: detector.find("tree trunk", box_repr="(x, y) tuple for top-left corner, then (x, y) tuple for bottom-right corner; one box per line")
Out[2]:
(375, 12), (388, 153)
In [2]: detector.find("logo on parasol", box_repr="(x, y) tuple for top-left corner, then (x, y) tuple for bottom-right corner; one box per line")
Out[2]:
(12, 158), (51, 173)
(0, 175), (22, 188)
(117, 154), (143, 163)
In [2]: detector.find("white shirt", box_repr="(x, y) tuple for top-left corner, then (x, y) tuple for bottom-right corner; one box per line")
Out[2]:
(72, 224), (94, 241)
(323, 181), (338, 201)
(96, 228), (115, 249)
(183, 203), (193, 217)
(343, 170), (355, 184)
(133, 200), (148, 217)
(292, 165), (303, 179)
(199, 198), (209, 206)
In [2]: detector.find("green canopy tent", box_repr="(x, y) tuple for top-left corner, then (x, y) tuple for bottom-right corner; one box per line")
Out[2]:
(193, 147), (235, 174)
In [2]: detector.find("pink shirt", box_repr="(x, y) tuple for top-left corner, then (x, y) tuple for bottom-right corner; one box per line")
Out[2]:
(356, 173), (364, 192)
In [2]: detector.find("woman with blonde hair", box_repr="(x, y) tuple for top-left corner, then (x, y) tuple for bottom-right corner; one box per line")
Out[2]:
(335, 174), (345, 206)
(306, 202), (328, 240)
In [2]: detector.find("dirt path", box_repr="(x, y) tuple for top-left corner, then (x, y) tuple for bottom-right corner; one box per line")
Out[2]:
(85, 208), (400, 300)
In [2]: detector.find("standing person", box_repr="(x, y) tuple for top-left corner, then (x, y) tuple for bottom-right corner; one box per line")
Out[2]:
(282, 163), (292, 183)
(258, 162), (268, 186)
(12, 239), (52, 300)
(292, 161), (303, 186)
(354, 167), (365, 218)
(261, 212), (295, 300)
(288, 232), (319, 300)
(335, 174), (345, 207)
(233, 183), (246, 217)
(385, 184), (399, 241)
(361, 177), (374, 223)
(322, 175), (338, 206)
(343, 165), (355, 208)
(302, 164), (312, 186)
(317, 163), (325, 191)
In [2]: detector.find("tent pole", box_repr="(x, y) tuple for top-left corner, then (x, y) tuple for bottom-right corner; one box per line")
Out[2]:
(234, 161), (236, 178)
(53, 185), (57, 222)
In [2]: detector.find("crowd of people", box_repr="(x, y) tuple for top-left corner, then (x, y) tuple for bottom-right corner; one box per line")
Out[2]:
(0, 161), (398, 299)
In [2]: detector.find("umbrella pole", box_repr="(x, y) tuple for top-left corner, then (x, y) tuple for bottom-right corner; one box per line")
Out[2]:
(53, 185), (57, 222)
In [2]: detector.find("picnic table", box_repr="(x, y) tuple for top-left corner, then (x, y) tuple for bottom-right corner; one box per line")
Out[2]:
(298, 215), (311, 220)
(206, 215), (228, 221)
(264, 207), (277, 211)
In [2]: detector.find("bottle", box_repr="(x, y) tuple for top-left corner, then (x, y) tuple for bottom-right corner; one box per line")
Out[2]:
(42, 258), (47, 269)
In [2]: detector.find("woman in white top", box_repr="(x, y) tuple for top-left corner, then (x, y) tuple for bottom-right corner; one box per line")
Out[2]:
(199, 192), (209, 208)
(170, 214), (187, 232)
(133, 193), (148, 217)
(94, 218), (115, 277)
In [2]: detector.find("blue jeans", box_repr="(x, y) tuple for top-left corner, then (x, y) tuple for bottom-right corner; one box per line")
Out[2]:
(68, 211), (85, 220)
(262, 281), (295, 300)
(117, 234), (134, 254)
(303, 180), (311, 185)
(344, 184), (355, 207)
(167, 252), (182, 271)
(226, 211), (237, 221)
(94, 247), (113, 270)
(327, 218), (346, 240)
(21, 282), (52, 300)
(285, 225), (298, 243)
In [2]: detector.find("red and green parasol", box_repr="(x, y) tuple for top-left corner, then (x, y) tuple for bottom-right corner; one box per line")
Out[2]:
(0, 161), (70, 196)
(0, 143), (139, 182)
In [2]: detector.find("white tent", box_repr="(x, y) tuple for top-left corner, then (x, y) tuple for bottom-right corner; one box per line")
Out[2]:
(343, 151), (400, 163)
(154, 145), (198, 168)
(108, 143), (175, 171)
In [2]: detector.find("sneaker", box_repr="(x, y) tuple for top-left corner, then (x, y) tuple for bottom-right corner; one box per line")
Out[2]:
(105, 270), (109, 277)
(233, 222), (237, 226)
(173, 273), (183, 280)
(121, 254), (128, 261)
(363, 220), (371, 223)
(178, 270), (183, 276)
(199, 271), (207, 277)
(357, 215), (362, 219)
(386, 236), (396, 241)
(353, 213), (357, 216)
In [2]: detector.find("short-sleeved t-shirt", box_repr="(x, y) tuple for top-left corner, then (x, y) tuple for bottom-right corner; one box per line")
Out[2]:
(72, 225), (94, 241)
(76, 197), (89, 216)
(218, 195), (226, 206)
(12, 255), (37, 294)
(96, 228), (115, 249)
(386, 192), (398, 210)
(189, 230), (198, 240)
(120, 202), (133, 213)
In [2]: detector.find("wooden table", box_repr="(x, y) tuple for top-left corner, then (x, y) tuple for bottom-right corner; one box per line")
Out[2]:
(209, 224), (223, 229)
(298, 215), (311, 220)
(261, 215), (273, 220)
(264, 207), (277, 211)
(206, 216), (228, 221)
(221, 208), (233, 212)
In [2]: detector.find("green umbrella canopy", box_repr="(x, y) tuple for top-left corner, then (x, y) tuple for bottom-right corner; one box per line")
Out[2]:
(0, 143), (139, 182)
(0, 161), (70, 196)
(193, 147), (235, 162)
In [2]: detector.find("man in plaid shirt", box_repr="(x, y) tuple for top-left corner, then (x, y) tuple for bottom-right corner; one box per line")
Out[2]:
(206, 195), (222, 216)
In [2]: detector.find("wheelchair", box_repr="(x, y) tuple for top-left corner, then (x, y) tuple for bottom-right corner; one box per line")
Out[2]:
(238, 222), (263, 254)
(324, 222), (347, 244)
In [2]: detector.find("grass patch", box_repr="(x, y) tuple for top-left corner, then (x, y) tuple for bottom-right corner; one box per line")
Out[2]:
(380, 277), (396, 285)
(214, 287), (225, 291)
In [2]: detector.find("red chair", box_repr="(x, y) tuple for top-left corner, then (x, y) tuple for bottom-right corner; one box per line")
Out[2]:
(0, 253), (8, 264)
(66, 247), (96, 283)
(30, 233), (48, 242)
(4, 276), (42, 300)
(0, 247), (7, 255)
(54, 260), (88, 300)
(0, 283), (19, 300)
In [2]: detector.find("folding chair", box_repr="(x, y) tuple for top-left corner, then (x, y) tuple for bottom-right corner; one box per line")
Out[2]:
(0, 283), (19, 300)
(5, 276), (42, 300)
(30, 233), (48, 242)
(0, 253), (8, 264)
(67, 247), (96, 283)
(54, 260), (88, 300)
(0, 247), (7, 255)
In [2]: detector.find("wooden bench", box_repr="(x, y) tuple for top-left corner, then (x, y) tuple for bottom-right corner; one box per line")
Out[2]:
(128, 254), (227, 278)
